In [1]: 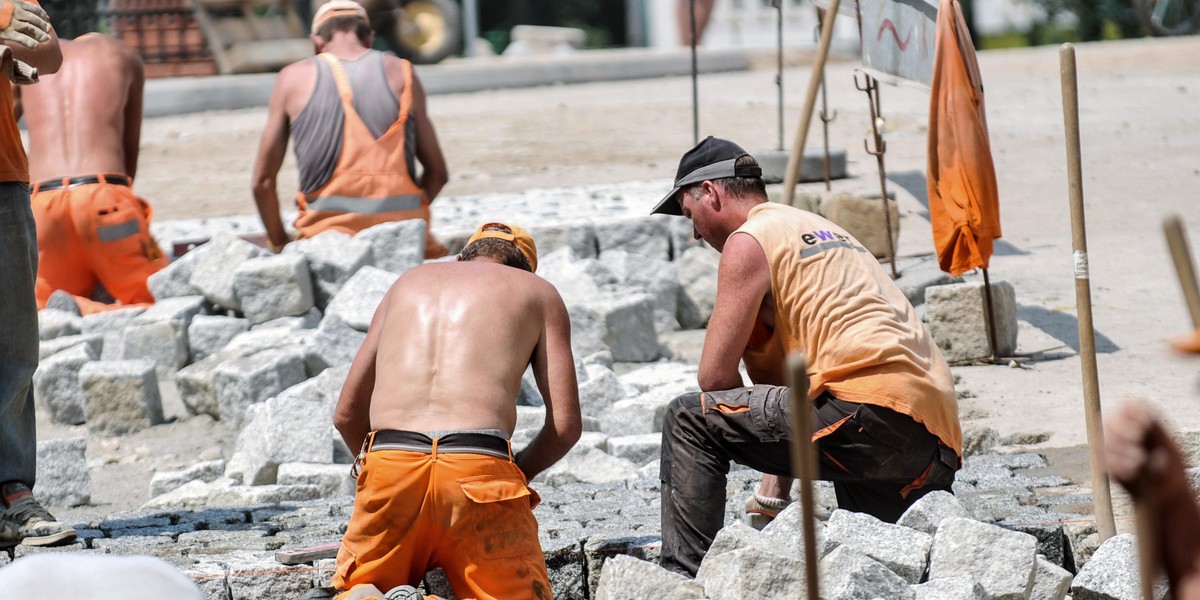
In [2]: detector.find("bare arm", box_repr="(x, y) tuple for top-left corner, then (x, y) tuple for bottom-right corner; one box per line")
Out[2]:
(251, 69), (294, 250)
(408, 70), (448, 203)
(334, 291), (389, 453)
(1105, 399), (1200, 596)
(123, 50), (144, 179)
(2, 1), (60, 73)
(514, 288), (582, 481)
(698, 232), (771, 391)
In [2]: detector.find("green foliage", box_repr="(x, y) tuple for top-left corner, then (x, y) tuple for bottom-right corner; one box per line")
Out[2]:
(1020, 0), (1145, 43)
(479, 0), (625, 52)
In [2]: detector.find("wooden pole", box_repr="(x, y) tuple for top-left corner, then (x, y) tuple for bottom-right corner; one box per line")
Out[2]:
(1059, 43), (1116, 542)
(981, 267), (1000, 362)
(781, 0), (840, 207)
(786, 353), (818, 600)
(690, 0), (699, 146)
(1134, 484), (1158, 600)
(1164, 214), (1200, 328)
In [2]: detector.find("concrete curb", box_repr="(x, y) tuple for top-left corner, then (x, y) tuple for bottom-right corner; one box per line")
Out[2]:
(143, 47), (753, 118)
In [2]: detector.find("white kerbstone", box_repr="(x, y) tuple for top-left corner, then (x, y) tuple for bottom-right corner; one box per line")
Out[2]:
(283, 230), (372, 308)
(674, 245), (720, 329)
(358, 219), (425, 275)
(34, 437), (90, 507)
(33, 343), (96, 425)
(826, 508), (933, 583)
(928, 517), (1037, 600)
(149, 460), (226, 497)
(188, 315), (250, 362)
(926, 280), (1019, 363)
(187, 231), (271, 311)
(212, 350), (308, 430)
(38, 308), (81, 340)
(323, 266), (400, 332)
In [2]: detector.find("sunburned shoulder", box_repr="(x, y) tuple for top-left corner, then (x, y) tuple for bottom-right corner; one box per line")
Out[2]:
(400, 261), (550, 287)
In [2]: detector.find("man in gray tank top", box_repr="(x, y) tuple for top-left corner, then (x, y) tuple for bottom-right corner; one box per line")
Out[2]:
(251, 0), (449, 255)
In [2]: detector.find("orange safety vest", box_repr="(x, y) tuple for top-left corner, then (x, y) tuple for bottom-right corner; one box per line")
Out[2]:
(293, 53), (441, 256)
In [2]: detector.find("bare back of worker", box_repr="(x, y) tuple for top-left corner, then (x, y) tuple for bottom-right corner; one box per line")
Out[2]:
(372, 261), (554, 433)
(19, 34), (143, 181)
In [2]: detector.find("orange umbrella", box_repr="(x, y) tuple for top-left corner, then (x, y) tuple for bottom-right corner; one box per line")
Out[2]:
(926, 0), (1001, 277)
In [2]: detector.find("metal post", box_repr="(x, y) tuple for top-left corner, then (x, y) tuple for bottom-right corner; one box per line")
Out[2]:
(1060, 42), (1116, 542)
(461, 0), (478, 58)
(775, 0), (784, 151)
(690, 0), (699, 145)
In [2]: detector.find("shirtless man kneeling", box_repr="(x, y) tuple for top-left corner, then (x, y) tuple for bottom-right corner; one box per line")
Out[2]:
(331, 222), (581, 600)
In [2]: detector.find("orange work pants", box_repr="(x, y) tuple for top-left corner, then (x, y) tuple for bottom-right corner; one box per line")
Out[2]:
(333, 447), (551, 600)
(31, 179), (166, 315)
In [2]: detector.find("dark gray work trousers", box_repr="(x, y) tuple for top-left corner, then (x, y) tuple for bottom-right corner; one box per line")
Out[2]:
(659, 385), (960, 577)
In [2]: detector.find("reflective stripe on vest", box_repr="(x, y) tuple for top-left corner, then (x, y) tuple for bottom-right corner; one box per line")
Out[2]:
(98, 219), (140, 242)
(306, 193), (423, 215)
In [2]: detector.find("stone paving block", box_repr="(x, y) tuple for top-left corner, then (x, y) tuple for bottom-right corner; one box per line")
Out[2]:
(928, 517), (1037, 600)
(80, 359), (163, 436)
(760, 502), (835, 559)
(539, 247), (607, 305)
(177, 529), (278, 556)
(826, 508), (933, 583)
(184, 560), (231, 600)
(592, 215), (671, 261)
(323, 266), (399, 331)
(38, 308), (81, 340)
(578, 363), (626, 416)
(1070, 533), (1168, 600)
(233, 254), (315, 324)
(80, 306), (146, 360)
(358, 219), (426, 275)
(213, 349), (307, 430)
(150, 460), (226, 498)
(527, 222), (598, 260)
(663, 214), (703, 259)
(674, 245), (719, 329)
(188, 231), (271, 311)
(573, 292), (660, 362)
(600, 396), (669, 437)
(594, 552), (699, 600)
(584, 534), (661, 598)
(605, 433), (661, 466)
(893, 254), (961, 308)
(34, 437), (90, 507)
(175, 353), (224, 419)
(912, 575), (988, 600)
(926, 280), (1018, 363)
(253, 307), (322, 331)
(283, 230), (372, 309)
(137, 295), (207, 324)
(221, 551), (314, 600)
(304, 314), (367, 376)
(820, 544), (916, 600)
(188, 315), (251, 362)
(1001, 511), (1074, 570)
(897, 490), (972, 535)
(821, 191), (900, 259)
(1031, 554), (1072, 600)
(115, 318), (189, 379)
(277, 463), (355, 498)
(39, 332), (103, 361)
(600, 249), (680, 325)
(696, 522), (811, 598)
(148, 250), (201, 300)
(142, 478), (323, 509)
(538, 446), (638, 487)
(33, 342), (96, 425)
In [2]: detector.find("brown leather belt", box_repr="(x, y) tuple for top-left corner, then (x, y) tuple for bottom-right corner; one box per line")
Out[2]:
(33, 174), (131, 193)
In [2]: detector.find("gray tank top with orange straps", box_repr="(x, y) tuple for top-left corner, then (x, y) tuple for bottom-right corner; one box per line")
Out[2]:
(291, 50), (401, 195)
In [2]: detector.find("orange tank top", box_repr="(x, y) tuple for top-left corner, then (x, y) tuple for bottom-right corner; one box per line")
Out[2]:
(736, 202), (962, 455)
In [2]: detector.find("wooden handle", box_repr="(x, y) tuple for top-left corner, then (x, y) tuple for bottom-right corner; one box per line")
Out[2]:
(786, 352), (818, 600)
(1164, 214), (1200, 329)
(781, 0), (840, 207)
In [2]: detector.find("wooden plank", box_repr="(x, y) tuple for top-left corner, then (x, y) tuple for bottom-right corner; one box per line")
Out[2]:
(275, 541), (341, 565)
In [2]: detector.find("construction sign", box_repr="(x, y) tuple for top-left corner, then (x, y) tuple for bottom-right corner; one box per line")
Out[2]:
(815, 0), (938, 88)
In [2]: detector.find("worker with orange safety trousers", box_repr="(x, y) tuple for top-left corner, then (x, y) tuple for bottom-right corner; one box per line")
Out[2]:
(331, 222), (581, 600)
(16, 33), (166, 315)
(252, 0), (450, 257)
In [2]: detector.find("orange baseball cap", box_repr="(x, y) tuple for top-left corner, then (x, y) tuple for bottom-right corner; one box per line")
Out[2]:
(466, 222), (538, 272)
(311, 0), (368, 35)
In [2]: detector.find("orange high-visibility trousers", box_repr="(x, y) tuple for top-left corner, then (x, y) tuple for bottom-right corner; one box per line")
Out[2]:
(333, 449), (551, 600)
(31, 178), (166, 315)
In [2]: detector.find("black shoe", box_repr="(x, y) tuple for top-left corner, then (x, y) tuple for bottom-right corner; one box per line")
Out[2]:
(0, 485), (77, 547)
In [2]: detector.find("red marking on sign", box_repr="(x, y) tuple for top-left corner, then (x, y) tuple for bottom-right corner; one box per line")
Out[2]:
(877, 18), (912, 51)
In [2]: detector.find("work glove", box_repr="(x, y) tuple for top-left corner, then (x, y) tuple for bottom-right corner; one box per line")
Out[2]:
(0, 0), (51, 49)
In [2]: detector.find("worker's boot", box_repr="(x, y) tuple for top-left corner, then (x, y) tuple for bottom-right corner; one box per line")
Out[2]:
(744, 492), (791, 530)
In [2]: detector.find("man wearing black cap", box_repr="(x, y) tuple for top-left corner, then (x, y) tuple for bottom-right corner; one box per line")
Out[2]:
(653, 136), (963, 576)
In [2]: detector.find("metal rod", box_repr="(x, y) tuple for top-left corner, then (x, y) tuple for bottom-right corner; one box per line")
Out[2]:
(1060, 42), (1116, 542)
(690, 0), (699, 146)
(786, 353), (818, 600)
(982, 267), (1000, 362)
(462, 0), (478, 58)
(782, 0), (840, 207)
(1164, 213), (1200, 328)
(776, 0), (784, 151)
